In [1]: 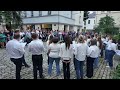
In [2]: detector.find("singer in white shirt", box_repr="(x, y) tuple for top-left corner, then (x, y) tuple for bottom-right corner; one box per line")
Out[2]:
(86, 39), (99, 78)
(74, 36), (88, 79)
(107, 39), (117, 69)
(59, 35), (73, 79)
(6, 34), (25, 79)
(28, 33), (45, 79)
(48, 37), (61, 76)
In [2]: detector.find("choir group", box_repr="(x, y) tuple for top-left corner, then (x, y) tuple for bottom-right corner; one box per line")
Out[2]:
(5, 29), (118, 79)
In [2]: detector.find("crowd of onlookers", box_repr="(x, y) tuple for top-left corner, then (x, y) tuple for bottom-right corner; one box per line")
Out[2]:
(2, 27), (120, 79)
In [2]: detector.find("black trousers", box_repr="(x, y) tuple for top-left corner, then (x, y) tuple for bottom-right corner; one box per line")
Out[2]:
(73, 55), (76, 70)
(32, 55), (43, 79)
(63, 60), (70, 79)
(22, 55), (29, 67)
(10, 58), (22, 79)
(86, 57), (95, 78)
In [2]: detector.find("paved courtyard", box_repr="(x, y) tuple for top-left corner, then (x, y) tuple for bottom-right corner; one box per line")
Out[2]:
(0, 43), (114, 79)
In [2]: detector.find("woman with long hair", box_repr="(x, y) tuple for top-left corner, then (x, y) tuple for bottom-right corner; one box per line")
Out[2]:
(59, 35), (73, 79)
(46, 35), (54, 65)
(94, 36), (103, 68)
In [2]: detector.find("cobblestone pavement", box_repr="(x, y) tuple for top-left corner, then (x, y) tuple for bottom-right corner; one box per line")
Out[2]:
(0, 43), (114, 79)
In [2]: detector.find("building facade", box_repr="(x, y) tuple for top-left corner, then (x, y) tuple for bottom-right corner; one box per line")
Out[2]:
(22, 11), (84, 32)
(95, 11), (120, 28)
(85, 12), (95, 31)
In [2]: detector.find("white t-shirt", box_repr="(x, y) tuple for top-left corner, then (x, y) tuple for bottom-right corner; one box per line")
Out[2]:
(49, 43), (60, 58)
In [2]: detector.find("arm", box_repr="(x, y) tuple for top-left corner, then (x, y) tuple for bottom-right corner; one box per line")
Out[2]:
(17, 44), (25, 55)
(87, 47), (92, 57)
(28, 43), (31, 52)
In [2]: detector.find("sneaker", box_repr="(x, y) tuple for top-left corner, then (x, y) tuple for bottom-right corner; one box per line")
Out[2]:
(106, 65), (110, 68)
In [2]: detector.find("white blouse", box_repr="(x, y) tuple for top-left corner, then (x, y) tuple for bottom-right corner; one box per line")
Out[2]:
(74, 43), (88, 61)
(59, 43), (73, 60)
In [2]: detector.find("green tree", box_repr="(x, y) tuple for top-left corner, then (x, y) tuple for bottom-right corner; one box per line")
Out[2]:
(95, 15), (119, 35)
(0, 11), (22, 31)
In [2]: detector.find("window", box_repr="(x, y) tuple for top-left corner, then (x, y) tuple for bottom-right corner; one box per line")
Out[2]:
(107, 11), (111, 13)
(84, 21), (86, 25)
(48, 11), (51, 15)
(94, 20), (95, 24)
(39, 11), (42, 16)
(24, 11), (27, 17)
(101, 11), (105, 13)
(31, 11), (33, 17)
(54, 24), (56, 26)
(88, 20), (90, 24)
(71, 11), (72, 18)
(79, 16), (81, 24)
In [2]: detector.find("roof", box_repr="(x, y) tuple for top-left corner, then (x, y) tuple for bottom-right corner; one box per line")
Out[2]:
(89, 12), (96, 18)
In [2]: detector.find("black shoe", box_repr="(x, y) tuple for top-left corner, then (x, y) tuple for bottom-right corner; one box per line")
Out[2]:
(25, 65), (30, 68)
(22, 64), (25, 66)
(40, 75), (45, 79)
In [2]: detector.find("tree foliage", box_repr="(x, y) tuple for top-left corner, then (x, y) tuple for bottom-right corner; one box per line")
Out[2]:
(95, 15), (119, 35)
(0, 11), (22, 30)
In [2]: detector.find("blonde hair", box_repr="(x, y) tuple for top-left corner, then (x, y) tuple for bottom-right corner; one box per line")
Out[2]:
(78, 36), (84, 43)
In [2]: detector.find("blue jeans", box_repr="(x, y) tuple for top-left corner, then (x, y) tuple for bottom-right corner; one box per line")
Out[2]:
(105, 49), (109, 62)
(94, 57), (99, 68)
(48, 57), (60, 76)
(107, 50), (115, 68)
(75, 58), (84, 79)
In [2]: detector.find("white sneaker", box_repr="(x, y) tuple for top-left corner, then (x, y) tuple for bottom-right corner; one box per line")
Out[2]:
(106, 65), (110, 68)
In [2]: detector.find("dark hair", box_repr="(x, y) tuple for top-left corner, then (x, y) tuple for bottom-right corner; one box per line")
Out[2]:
(31, 33), (38, 40)
(112, 39), (116, 44)
(49, 35), (54, 45)
(91, 39), (97, 46)
(64, 35), (71, 50)
(14, 34), (20, 39)
(52, 37), (58, 43)
(97, 36), (103, 49)
(88, 35), (90, 39)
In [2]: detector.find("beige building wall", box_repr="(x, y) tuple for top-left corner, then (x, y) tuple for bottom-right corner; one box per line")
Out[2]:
(95, 11), (120, 27)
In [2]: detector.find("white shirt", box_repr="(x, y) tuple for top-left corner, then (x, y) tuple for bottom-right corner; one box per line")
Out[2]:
(106, 40), (112, 50)
(72, 41), (77, 50)
(6, 39), (25, 59)
(74, 43), (88, 61)
(59, 43), (73, 60)
(48, 43), (60, 58)
(28, 39), (45, 55)
(87, 45), (99, 58)
(86, 39), (91, 46)
(107, 42), (117, 51)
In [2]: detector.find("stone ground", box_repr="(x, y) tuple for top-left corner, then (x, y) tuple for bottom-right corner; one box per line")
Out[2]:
(0, 43), (114, 79)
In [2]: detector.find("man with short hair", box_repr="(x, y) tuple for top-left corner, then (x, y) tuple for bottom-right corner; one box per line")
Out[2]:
(6, 34), (25, 79)
(28, 33), (45, 79)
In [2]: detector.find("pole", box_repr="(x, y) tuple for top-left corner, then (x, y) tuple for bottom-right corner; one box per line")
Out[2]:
(58, 11), (59, 30)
